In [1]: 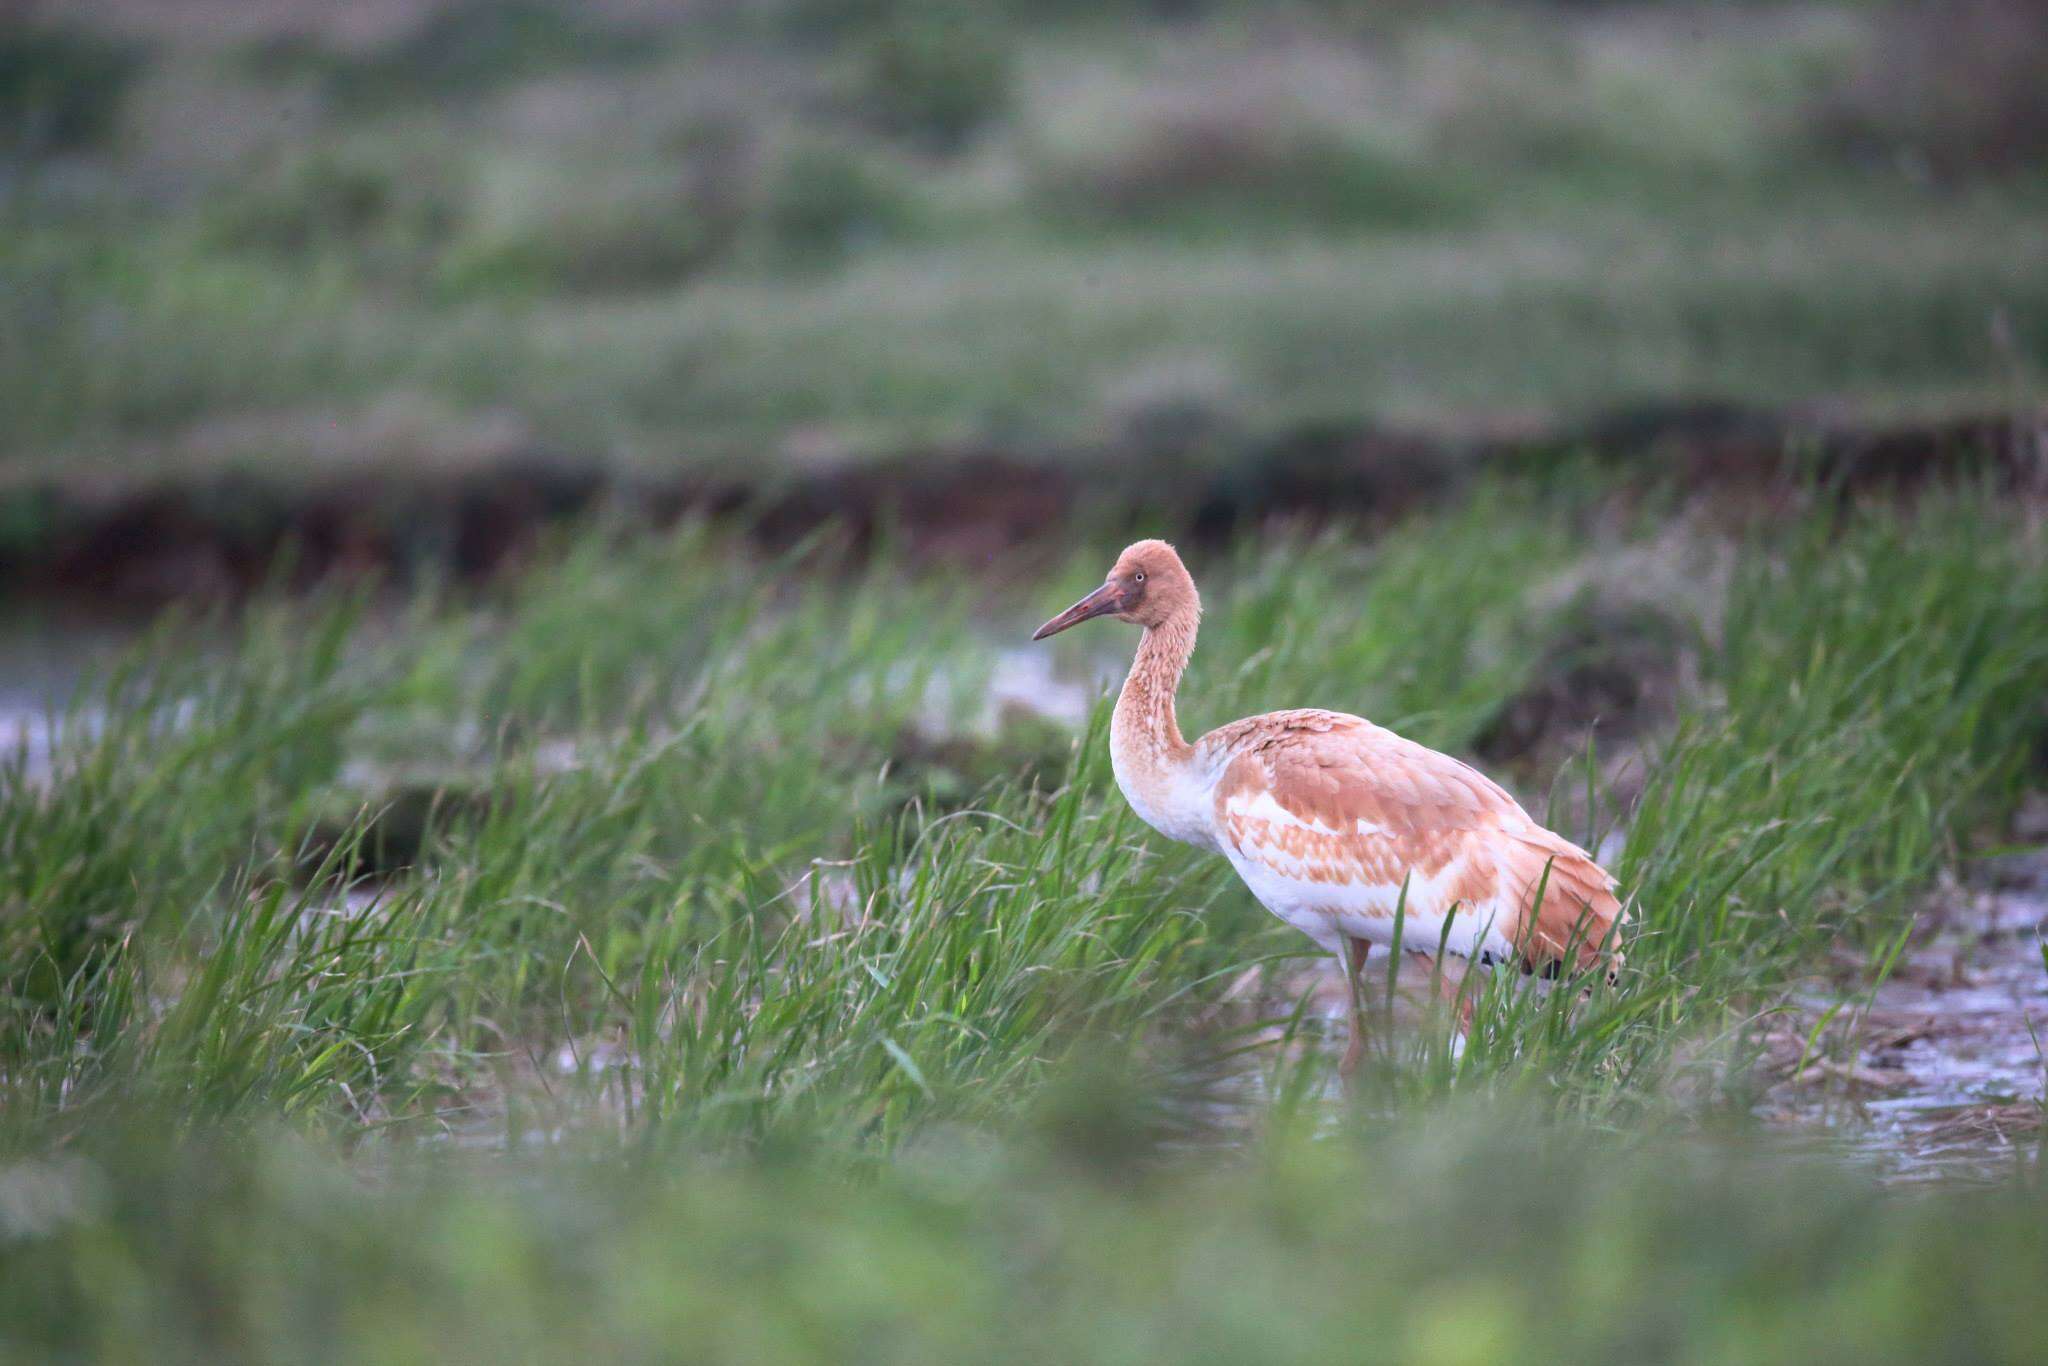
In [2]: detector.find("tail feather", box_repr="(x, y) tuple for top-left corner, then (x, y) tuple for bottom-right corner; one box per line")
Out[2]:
(1503, 833), (1626, 981)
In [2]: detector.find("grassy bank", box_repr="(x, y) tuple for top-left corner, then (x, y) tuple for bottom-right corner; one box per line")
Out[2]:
(9, 196), (2042, 468)
(4, 1), (2043, 471)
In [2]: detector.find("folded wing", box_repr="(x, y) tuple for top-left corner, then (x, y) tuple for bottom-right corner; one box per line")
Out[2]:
(1203, 710), (1624, 975)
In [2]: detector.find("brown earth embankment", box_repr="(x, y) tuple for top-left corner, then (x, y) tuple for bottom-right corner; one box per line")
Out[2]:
(2, 406), (2038, 605)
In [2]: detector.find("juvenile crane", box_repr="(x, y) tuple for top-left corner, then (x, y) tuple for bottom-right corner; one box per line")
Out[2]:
(1032, 540), (1624, 1071)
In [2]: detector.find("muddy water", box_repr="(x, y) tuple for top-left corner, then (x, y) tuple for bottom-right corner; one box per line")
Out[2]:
(1764, 844), (2048, 1184)
(982, 645), (1112, 730)
(0, 623), (131, 785)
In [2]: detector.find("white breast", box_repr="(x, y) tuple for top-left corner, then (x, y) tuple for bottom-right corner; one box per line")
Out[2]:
(1109, 721), (1223, 852)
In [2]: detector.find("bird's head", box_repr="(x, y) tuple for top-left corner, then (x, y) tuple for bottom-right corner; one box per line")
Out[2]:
(1031, 539), (1199, 640)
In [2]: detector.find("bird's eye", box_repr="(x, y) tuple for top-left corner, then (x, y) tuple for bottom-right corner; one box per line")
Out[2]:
(1134, 571), (1146, 583)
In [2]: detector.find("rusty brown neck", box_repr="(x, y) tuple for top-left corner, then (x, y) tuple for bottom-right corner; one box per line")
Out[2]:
(1113, 606), (1198, 767)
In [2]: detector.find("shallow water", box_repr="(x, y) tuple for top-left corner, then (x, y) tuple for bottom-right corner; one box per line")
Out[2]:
(1763, 845), (2047, 1184)
(0, 623), (129, 785)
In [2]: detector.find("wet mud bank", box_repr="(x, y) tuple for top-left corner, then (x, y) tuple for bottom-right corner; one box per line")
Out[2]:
(2, 406), (2039, 607)
(1764, 826), (2048, 1183)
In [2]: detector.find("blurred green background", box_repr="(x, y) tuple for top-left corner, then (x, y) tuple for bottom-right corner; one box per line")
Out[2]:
(3, 0), (2042, 478)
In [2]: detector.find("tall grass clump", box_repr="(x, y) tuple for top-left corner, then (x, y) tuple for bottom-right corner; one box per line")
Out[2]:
(0, 527), (1006, 1142)
(1488, 488), (2048, 1107)
(0, 595), (385, 995)
(1634, 492), (2048, 958)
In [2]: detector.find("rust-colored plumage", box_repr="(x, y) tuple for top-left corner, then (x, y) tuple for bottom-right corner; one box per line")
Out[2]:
(1034, 539), (1626, 1071)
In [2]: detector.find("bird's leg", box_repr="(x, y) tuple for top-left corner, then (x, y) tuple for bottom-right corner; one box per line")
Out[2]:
(1412, 953), (1475, 1036)
(1337, 936), (1372, 1078)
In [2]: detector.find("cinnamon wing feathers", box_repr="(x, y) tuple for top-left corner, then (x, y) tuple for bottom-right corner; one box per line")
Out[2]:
(1204, 711), (1624, 976)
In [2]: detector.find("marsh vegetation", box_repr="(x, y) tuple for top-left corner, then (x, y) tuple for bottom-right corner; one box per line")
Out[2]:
(3, 0), (2046, 1359)
(4, 475), (2047, 1358)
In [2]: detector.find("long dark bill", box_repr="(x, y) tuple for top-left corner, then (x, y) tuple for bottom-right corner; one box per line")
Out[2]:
(1031, 583), (1122, 640)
